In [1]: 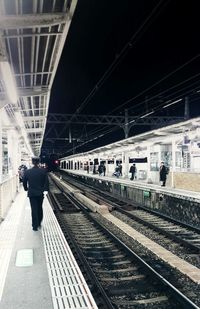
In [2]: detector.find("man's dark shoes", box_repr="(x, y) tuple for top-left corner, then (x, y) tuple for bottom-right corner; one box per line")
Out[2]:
(33, 228), (38, 231)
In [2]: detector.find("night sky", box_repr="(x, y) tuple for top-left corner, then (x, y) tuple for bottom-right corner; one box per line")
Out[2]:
(43, 0), (200, 157)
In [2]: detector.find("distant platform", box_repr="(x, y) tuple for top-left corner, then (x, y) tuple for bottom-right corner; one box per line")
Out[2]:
(61, 169), (200, 228)
(63, 169), (200, 202)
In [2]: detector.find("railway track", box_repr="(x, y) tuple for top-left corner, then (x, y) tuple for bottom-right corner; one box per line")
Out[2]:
(48, 177), (199, 308)
(85, 189), (200, 258)
(57, 172), (200, 264)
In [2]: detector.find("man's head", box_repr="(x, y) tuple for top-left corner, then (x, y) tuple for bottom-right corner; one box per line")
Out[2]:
(32, 157), (40, 166)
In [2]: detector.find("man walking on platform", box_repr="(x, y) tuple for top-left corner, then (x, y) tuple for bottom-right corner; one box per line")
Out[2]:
(23, 157), (49, 231)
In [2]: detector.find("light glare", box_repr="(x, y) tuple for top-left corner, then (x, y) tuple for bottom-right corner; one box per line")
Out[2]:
(0, 61), (18, 103)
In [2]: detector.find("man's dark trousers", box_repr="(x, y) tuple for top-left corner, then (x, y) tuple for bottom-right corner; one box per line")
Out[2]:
(29, 196), (44, 230)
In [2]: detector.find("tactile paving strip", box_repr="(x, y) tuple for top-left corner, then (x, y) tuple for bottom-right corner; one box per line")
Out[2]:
(42, 199), (98, 309)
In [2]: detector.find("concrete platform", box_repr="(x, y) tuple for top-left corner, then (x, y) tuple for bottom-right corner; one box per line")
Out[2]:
(0, 187), (97, 309)
(64, 169), (200, 202)
(62, 170), (200, 228)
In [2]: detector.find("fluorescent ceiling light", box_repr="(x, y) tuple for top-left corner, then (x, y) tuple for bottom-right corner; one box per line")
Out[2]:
(0, 61), (18, 103)
(15, 111), (33, 156)
(163, 98), (182, 109)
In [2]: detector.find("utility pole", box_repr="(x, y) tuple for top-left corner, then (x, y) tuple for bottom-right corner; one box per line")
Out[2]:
(184, 96), (190, 119)
(69, 127), (72, 143)
(124, 109), (129, 139)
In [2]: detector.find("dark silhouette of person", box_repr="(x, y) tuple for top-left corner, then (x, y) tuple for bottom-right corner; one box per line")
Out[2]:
(23, 157), (49, 231)
(129, 163), (136, 180)
(98, 164), (103, 176)
(18, 164), (27, 182)
(114, 165), (120, 177)
(103, 164), (106, 176)
(118, 164), (122, 176)
(159, 161), (168, 186)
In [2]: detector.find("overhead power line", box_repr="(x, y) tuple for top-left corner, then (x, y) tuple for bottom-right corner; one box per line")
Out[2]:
(64, 86), (200, 155)
(69, 0), (170, 119)
(111, 53), (200, 115)
(75, 74), (200, 143)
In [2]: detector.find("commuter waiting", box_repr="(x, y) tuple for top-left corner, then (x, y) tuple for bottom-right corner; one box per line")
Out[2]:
(129, 163), (136, 180)
(159, 161), (168, 186)
(113, 165), (120, 178)
(98, 164), (104, 176)
(103, 164), (106, 176)
(118, 163), (122, 176)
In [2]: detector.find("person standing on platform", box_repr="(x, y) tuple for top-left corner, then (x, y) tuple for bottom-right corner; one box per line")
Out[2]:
(98, 164), (103, 176)
(113, 165), (120, 178)
(159, 161), (168, 186)
(118, 163), (122, 176)
(103, 164), (106, 176)
(23, 157), (49, 231)
(129, 163), (136, 180)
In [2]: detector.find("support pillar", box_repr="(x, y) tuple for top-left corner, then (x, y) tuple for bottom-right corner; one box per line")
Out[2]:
(171, 140), (176, 188)
(0, 113), (2, 183)
(146, 144), (152, 183)
(69, 127), (72, 143)
(7, 129), (19, 177)
(123, 151), (129, 179)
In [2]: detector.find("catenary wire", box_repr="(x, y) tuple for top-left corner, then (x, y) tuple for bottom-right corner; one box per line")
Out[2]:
(71, 53), (200, 148)
(75, 74), (200, 143)
(110, 53), (200, 115)
(68, 0), (170, 120)
(64, 82), (200, 155)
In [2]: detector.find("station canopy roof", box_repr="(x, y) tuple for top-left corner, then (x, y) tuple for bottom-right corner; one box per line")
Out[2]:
(0, 0), (77, 156)
(63, 116), (200, 159)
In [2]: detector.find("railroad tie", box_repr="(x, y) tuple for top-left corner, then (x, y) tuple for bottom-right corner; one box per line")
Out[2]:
(103, 213), (200, 284)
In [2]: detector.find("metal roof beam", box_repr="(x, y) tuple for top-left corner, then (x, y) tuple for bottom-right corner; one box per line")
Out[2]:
(18, 88), (49, 97)
(23, 116), (45, 121)
(0, 13), (68, 29)
(3, 32), (62, 39)
(26, 128), (44, 133)
(47, 113), (184, 126)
